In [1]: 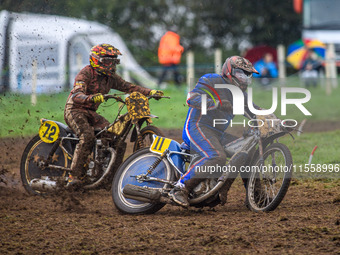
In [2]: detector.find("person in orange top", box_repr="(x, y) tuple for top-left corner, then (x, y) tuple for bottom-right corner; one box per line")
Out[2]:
(158, 31), (184, 86)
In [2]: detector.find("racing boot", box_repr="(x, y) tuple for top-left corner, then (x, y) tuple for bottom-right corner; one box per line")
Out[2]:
(169, 178), (203, 207)
(66, 163), (86, 189)
(169, 185), (189, 207)
(66, 174), (83, 188)
(218, 151), (248, 205)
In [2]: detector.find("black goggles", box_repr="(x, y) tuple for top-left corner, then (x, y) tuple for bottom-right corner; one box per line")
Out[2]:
(232, 68), (252, 78)
(100, 56), (120, 66)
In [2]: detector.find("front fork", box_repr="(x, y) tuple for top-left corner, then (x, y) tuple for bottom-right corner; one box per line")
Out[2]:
(257, 139), (276, 186)
(135, 124), (144, 148)
(258, 138), (264, 167)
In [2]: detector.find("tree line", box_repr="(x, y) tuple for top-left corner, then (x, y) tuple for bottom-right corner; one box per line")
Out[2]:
(1, 0), (301, 67)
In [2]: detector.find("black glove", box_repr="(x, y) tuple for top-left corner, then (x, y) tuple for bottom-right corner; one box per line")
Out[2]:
(282, 120), (296, 132)
(218, 100), (233, 113)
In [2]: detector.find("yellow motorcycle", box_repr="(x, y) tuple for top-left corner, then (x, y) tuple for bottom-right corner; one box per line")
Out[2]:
(20, 92), (167, 195)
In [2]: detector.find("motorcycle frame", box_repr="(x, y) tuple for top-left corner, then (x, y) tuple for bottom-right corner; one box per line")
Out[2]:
(41, 97), (154, 174)
(137, 126), (292, 190)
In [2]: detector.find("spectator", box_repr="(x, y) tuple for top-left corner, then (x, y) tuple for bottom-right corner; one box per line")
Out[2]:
(300, 50), (322, 88)
(157, 31), (184, 87)
(253, 53), (278, 86)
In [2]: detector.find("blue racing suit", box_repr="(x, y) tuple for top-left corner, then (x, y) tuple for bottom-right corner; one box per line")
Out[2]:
(181, 73), (257, 184)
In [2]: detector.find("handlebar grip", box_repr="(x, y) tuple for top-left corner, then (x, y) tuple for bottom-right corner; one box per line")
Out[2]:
(148, 95), (171, 99)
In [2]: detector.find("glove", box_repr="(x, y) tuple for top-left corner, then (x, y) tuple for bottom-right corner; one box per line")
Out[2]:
(91, 93), (105, 104)
(282, 120), (296, 132)
(218, 100), (233, 113)
(149, 90), (164, 98)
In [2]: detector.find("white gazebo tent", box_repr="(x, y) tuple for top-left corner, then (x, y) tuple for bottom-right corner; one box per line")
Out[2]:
(0, 10), (156, 94)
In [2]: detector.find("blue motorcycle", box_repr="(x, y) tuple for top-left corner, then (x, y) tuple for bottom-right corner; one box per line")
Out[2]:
(112, 119), (293, 214)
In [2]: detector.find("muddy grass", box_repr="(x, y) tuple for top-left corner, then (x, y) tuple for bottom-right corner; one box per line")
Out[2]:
(1, 123), (340, 254)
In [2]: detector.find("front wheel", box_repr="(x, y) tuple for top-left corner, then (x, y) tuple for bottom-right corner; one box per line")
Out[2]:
(133, 126), (165, 152)
(112, 148), (174, 214)
(246, 143), (293, 212)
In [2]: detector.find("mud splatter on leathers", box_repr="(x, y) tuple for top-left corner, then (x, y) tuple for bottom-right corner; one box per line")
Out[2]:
(64, 65), (151, 177)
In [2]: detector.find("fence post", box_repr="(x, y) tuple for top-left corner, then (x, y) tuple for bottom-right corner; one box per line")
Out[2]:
(214, 48), (222, 74)
(277, 44), (286, 85)
(186, 50), (195, 91)
(76, 53), (83, 72)
(122, 54), (130, 82)
(329, 43), (337, 89)
(325, 43), (337, 95)
(31, 59), (37, 106)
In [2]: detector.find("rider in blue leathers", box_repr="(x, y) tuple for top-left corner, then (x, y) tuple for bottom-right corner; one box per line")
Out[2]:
(170, 56), (261, 207)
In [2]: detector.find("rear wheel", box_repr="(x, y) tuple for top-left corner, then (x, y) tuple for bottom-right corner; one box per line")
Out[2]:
(20, 135), (70, 195)
(112, 148), (174, 214)
(246, 143), (292, 212)
(133, 126), (164, 152)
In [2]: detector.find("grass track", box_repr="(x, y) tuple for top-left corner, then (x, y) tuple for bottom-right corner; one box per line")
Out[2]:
(0, 76), (339, 137)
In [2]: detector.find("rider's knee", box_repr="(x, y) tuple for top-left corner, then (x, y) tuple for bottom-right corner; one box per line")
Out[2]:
(79, 130), (95, 147)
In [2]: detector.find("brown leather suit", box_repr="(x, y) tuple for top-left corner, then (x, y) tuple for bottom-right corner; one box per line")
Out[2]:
(64, 65), (151, 177)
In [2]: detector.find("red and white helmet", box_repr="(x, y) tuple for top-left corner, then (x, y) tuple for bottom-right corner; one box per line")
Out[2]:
(89, 44), (122, 76)
(221, 56), (259, 91)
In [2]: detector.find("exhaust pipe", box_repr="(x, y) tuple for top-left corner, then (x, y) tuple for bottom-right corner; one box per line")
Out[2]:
(123, 184), (163, 203)
(30, 178), (57, 192)
(84, 147), (116, 190)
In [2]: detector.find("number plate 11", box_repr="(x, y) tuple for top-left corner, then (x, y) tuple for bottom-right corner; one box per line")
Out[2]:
(150, 136), (172, 154)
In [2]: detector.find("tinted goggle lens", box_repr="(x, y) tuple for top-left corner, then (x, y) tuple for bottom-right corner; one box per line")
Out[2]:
(100, 57), (120, 65)
(233, 68), (252, 78)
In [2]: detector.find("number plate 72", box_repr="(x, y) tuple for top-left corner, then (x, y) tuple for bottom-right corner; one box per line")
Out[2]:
(39, 121), (60, 143)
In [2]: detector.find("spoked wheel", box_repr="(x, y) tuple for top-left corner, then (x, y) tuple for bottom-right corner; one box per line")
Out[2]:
(20, 135), (70, 195)
(133, 126), (164, 152)
(246, 143), (293, 212)
(112, 148), (174, 214)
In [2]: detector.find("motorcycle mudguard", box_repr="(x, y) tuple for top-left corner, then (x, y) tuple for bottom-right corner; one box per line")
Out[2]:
(130, 117), (158, 143)
(39, 118), (75, 143)
(262, 131), (292, 148)
(150, 135), (185, 173)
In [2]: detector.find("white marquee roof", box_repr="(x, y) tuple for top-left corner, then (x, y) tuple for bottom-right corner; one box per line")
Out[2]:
(0, 10), (156, 93)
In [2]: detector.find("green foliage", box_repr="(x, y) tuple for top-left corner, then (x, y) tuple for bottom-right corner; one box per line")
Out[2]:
(250, 77), (340, 122)
(279, 130), (340, 179)
(1, 76), (340, 137)
(0, 93), (66, 137)
(1, 80), (340, 173)
(0, 1), (302, 67)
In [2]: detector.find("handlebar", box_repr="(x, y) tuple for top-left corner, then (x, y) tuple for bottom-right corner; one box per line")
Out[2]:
(103, 94), (125, 103)
(103, 94), (170, 103)
(148, 95), (171, 100)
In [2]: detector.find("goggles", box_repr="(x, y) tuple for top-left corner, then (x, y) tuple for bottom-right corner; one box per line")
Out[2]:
(100, 56), (120, 66)
(91, 53), (120, 66)
(232, 68), (252, 78)
(232, 68), (252, 86)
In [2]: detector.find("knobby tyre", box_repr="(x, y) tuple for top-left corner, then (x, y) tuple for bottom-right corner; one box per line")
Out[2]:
(133, 126), (165, 152)
(20, 135), (70, 195)
(246, 143), (293, 212)
(112, 147), (174, 214)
